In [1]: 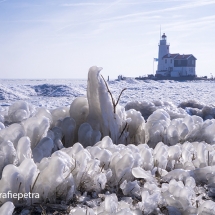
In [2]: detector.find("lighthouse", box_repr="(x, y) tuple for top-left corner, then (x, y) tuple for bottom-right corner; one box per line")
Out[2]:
(156, 33), (197, 78)
(157, 33), (170, 74)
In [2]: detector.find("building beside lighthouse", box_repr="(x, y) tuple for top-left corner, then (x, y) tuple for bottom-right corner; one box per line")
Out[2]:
(156, 33), (197, 78)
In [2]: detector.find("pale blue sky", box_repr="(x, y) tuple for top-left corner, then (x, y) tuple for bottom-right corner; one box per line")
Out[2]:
(0, 0), (215, 79)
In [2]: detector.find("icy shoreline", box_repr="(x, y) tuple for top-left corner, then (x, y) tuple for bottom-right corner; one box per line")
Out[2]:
(1, 67), (215, 214)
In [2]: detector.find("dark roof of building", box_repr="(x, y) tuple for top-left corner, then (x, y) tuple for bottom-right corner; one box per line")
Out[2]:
(163, 54), (197, 60)
(175, 54), (196, 60)
(162, 54), (179, 58)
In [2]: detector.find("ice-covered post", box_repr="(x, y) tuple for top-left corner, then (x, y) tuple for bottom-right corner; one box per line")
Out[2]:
(86, 66), (127, 144)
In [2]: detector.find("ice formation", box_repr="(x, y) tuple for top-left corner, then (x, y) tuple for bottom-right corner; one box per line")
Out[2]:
(60, 117), (76, 147)
(78, 123), (101, 147)
(1, 66), (215, 214)
(6, 101), (35, 123)
(69, 96), (89, 142)
(86, 66), (127, 144)
(125, 100), (187, 120)
(0, 202), (15, 215)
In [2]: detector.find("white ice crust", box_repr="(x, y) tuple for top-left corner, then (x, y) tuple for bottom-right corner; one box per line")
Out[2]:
(0, 66), (215, 214)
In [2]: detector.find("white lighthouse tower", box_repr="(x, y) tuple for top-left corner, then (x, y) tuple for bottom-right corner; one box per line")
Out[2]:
(157, 33), (169, 73)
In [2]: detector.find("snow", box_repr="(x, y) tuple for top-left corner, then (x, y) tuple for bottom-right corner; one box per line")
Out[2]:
(1, 67), (215, 214)
(1, 78), (215, 109)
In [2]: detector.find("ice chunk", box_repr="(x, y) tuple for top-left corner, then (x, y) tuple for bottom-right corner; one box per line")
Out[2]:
(52, 126), (63, 140)
(78, 123), (101, 147)
(60, 117), (76, 147)
(75, 148), (92, 172)
(33, 150), (75, 203)
(198, 200), (215, 215)
(0, 114), (4, 124)
(34, 107), (53, 126)
(192, 141), (208, 167)
(70, 97), (89, 142)
(18, 159), (39, 200)
(97, 136), (114, 149)
(32, 137), (54, 163)
(17, 136), (32, 164)
(0, 140), (17, 175)
(0, 202), (15, 215)
(162, 169), (190, 182)
(145, 109), (170, 147)
(120, 180), (140, 196)
(168, 145), (181, 161)
(0, 122), (5, 130)
(7, 101), (33, 123)
(126, 109), (145, 145)
(178, 122), (189, 140)
(51, 106), (70, 127)
(70, 142), (84, 155)
(153, 142), (168, 169)
(71, 208), (95, 215)
(94, 148), (112, 169)
(22, 116), (50, 149)
(0, 123), (25, 149)
(181, 141), (195, 165)
(115, 153), (134, 182)
(70, 97), (89, 125)
(167, 123), (179, 145)
(183, 115), (194, 132)
(163, 179), (195, 211)
(125, 100), (186, 121)
(0, 158), (38, 205)
(138, 189), (160, 214)
(105, 194), (118, 213)
(191, 166), (215, 184)
(51, 127), (64, 150)
(185, 177), (196, 189)
(139, 144), (154, 170)
(132, 167), (154, 182)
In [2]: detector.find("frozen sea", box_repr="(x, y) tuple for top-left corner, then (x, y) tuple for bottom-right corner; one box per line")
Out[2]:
(0, 78), (215, 109)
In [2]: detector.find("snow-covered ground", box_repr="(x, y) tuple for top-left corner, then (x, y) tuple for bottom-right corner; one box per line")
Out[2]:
(1, 78), (215, 109)
(1, 69), (215, 215)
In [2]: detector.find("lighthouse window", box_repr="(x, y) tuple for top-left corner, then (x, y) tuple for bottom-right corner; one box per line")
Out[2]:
(178, 60), (181, 65)
(165, 59), (167, 64)
(192, 60), (194, 65)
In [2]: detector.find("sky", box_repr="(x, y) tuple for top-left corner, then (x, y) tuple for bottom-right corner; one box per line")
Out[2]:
(0, 0), (215, 79)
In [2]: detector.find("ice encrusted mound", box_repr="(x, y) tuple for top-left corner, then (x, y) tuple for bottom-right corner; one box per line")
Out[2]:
(125, 100), (187, 120)
(0, 202), (15, 215)
(1, 66), (215, 214)
(6, 101), (35, 123)
(2, 134), (215, 213)
(179, 99), (215, 120)
(145, 109), (215, 147)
